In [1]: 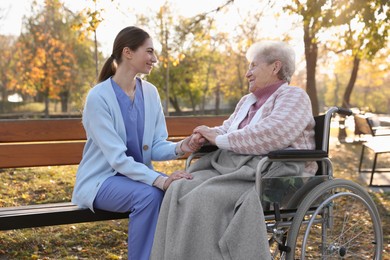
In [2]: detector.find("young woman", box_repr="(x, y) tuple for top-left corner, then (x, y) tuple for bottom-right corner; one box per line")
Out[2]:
(72, 26), (198, 260)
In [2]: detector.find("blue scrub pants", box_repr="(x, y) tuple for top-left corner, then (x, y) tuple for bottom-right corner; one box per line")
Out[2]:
(93, 174), (164, 260)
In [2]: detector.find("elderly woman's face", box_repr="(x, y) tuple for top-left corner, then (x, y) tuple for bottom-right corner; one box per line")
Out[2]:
(245, 56), (281, 93)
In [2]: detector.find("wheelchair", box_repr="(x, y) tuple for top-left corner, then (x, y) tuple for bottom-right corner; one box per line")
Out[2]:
(186, 107), (383, 259)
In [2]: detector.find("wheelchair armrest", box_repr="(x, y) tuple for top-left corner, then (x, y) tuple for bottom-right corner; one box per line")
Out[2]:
(198, 144), (219, 153)
(185, 145), (218, 170)
(267, 149), (328, 159)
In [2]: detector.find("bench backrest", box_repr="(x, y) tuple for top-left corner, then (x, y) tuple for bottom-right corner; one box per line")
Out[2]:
(0, 116), (227, 168)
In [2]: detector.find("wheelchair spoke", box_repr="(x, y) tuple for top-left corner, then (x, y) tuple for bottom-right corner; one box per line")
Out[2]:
(285, 179), (382, 260)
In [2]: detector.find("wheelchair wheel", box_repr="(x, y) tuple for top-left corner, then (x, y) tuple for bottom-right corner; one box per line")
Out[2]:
(285, 179), (383, 260)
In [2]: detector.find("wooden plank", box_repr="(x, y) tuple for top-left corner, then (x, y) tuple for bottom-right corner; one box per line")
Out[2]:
(0, 142), (85, 168)
(165, 116), (227, 137)
(0, 205), (129, 230)
(0, 119), (84, 142)
(0, 116), (227, 142)
(0, 116), (227, 168)
(0, 116), (229, 231)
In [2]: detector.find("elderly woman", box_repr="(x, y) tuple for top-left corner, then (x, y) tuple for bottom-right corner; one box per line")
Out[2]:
(151, 41), (316, 260)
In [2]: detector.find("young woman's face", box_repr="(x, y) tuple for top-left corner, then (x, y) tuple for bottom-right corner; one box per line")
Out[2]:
(130, 38), (157, 74)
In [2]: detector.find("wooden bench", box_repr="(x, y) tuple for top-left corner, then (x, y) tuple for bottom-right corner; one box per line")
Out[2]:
(358, 136), (390, 187)
(354, 114), (390, 186)
(0, 116), (227, 230)
(354, 113), (390, 140)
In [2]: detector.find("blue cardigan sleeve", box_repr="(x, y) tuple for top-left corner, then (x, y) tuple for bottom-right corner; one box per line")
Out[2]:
(150, 88), (178, 161)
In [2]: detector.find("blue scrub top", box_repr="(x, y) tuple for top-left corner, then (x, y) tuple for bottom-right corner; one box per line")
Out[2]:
(111, 77), (145, 163)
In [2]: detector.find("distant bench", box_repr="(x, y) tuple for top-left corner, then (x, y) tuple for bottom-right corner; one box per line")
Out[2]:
(354, 113), (390, 186)
(0, 115), (227, 230)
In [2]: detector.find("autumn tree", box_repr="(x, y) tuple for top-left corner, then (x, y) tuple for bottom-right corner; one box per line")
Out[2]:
(0, 6), (19, 113)
(230, 1), (279, 99)
(14, 0), (97, 116)
(140, 1), (234, 115)
(284, 0), (389, 116)
(332, 0), (389, 109)
(283, 0), (336, 115)
(341, 46), (390, 113)
(0, 35), (18, 113)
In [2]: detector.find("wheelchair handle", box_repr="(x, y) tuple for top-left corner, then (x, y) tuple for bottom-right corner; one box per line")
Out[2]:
(336, 107), (353, 116)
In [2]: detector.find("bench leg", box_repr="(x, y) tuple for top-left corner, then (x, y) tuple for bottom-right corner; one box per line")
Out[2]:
(369, 153), (378, 186)
(358, 145), (366, 173)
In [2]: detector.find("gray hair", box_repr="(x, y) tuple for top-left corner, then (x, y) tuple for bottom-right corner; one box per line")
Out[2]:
(246, 41), (296, 83)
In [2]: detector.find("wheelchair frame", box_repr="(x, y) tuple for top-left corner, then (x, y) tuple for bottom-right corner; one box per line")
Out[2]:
(186, 107), (383, 260)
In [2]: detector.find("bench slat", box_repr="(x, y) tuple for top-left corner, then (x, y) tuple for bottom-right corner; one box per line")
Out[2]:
(0, 142), (85, 168)
(165, 116), (226, 137)
(0, 202), (75, 212)
(0, 115), (228, 231)
(0, 116), (227, 168)
(0, 119), (85, 142)
(0, 204), (129, 230)
(0, 116), (227, 142)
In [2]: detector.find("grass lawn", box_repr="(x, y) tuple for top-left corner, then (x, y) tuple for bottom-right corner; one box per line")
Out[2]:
(0, 134), (389, 259)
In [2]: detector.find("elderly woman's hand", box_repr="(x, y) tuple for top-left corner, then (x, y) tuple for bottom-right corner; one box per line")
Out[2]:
(163, 170), (193, 190)
(193, 125), (218, 146)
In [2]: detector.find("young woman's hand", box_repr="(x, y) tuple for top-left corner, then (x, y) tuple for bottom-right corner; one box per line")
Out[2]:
(163, 170), (193, 190)
(179, 134), (205, 153)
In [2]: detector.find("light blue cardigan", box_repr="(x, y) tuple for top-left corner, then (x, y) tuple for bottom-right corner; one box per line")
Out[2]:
(72, 78), (178, 210)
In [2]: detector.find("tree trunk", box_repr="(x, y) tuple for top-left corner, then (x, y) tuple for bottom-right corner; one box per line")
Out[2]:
(169, 96), (182, 115)
(342, 55), (360, 108)
(236, 56), (246, 97)
(60, 91), (69, 113)
(188, 91), (197, 113)
(44, 89), (49, 118)
(338, 55), (360, 143)
(334, 74), (340, 105)
(0, 84), (6, 113)
(215, 83), (220, 115)
(94, 30), (99, 79)
(303, 27), (319, 116)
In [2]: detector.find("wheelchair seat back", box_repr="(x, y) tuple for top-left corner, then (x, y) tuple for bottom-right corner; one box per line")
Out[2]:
(261, 108), (348, 210)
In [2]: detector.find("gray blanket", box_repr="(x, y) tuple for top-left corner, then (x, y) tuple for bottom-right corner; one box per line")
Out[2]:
(151, 149), (303, 260)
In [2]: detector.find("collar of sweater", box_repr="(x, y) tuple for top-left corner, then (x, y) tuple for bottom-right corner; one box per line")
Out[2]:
(252, 80), (286, 103)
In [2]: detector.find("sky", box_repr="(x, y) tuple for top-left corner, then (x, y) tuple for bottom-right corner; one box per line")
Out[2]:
(0, 0), (304, 58)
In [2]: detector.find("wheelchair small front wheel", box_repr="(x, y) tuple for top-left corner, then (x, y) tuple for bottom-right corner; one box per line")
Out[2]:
(285, 179), (383, 260)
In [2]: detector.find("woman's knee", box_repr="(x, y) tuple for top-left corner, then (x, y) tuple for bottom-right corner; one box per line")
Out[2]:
(135, 186), (164, 210)
(147, 186), (164, 205)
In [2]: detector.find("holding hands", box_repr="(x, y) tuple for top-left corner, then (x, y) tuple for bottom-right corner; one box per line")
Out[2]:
(180, 125), (218, 151)
(193, 125), (219, 146)
(166, 125), (219, 190)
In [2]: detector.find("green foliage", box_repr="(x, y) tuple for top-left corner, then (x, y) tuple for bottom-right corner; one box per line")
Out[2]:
(0, 0), (389, 117)
(283, 0), (389, 114)
(141, 3), (247, 115)
(323, 47), (390, 113)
